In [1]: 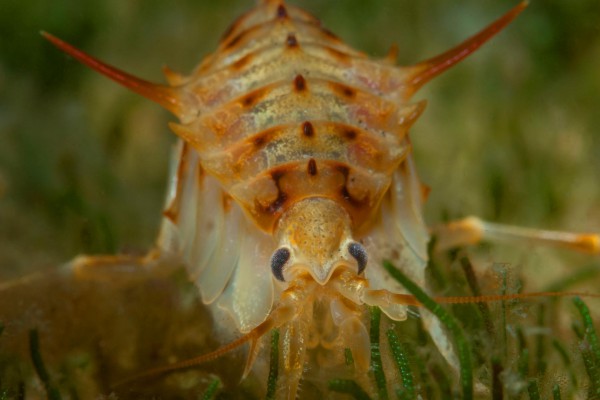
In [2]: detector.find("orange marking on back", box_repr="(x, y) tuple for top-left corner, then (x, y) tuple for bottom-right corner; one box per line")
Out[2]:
(293, 74), (307, 91)
(231, 53), (254, 70)
(330, 81), (357, 99)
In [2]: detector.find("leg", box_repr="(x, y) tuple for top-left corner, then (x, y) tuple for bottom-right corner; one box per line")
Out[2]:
(431, 216), (600, 254)
(0, 250), (174, 295)
(69, 250), (164, 282)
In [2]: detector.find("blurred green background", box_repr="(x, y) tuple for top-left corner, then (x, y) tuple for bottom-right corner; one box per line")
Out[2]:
(0, 0), (598, 285)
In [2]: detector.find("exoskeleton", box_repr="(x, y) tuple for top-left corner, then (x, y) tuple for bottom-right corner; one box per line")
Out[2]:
(6, 0), (599, 398)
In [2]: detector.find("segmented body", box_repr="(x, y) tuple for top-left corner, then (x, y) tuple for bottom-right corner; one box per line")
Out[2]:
(158, 0), (428, 330)
(147, 2), (448, 393)
(37, 0), (583, 398)
(166, 4), (412, 234)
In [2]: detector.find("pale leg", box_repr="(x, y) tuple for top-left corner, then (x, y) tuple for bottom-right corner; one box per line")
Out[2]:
(69, 250), (165, 282)
(431, 216), (600, 254)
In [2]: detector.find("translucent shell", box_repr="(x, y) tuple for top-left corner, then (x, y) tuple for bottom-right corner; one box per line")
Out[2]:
(151, 0), (527, 336)
(41, 0), (530, 396)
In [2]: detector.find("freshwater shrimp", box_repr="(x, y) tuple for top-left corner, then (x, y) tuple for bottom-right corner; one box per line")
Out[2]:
(2, 0), (599, 398)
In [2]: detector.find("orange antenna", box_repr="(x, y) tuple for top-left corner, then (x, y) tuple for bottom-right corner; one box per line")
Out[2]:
(403, 1), (528, 97)
(379, 290), (600, 308)
(432, 291), (600, 305)
(114, 308), (277, 387)
(115, 329), (258, 387)
(41, 31), (190, 118)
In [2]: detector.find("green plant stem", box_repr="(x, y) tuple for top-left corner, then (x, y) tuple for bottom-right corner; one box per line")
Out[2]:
(383, 260), (473, 400)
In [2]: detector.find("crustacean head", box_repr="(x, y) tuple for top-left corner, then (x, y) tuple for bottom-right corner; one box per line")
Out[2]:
(270, 198), (367, 285)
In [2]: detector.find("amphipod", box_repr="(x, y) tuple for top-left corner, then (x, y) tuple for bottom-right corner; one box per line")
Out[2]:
(42, 0), (599, 397)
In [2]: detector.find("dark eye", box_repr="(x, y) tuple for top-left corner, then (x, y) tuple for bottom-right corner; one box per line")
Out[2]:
(348, 242), (368, 275)
(270, 247), (291, 282)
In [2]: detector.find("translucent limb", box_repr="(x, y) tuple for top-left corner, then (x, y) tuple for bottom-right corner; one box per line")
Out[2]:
(0, 251), (164, 293)
(68, 250), (166, 282)
(336, 265), (599, 378)
(432, 216), (600, 254)
(330, 297), (371, 371)
(336, 269), (600, 308)
(114, 274), (313, 388)
(280, 316), (309, 400)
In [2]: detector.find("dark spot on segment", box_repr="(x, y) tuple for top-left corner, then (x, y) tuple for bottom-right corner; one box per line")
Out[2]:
(252, 133), (268, 148)
(340, 185), (368, 208)
(325, 47), (351, 63)
(321, 28), (341, 42)
(307, 158), (317, 176)
(302, 121), (314, 138)
(341, 186), (352, 202)
(335, 164), (350, 178)
(335, 164), (366, 208)
(221, 24), (236, 42)
(225, 32), (244, 49)
(268, 191), (288, 214)
(242, 95), (257, 107)
(343, 129), (357, 140)
(276, 4), (288, 19)
(286, 33), (298, 48)
(271, 169), (285, 182)
(162, 208), (177, 223)
(332, 82), (356, 99)
(220, 13), (244, 42)
(240, 87), (267, 108)
(266, 169), (289, 213)
(250, 127), (278, 150)
(342, 87), (355, 98)
(221, 12), (250, 42)
(224, 24), (261, 50)
(231, 53), (253, 70)
(294, 74), (306, 92)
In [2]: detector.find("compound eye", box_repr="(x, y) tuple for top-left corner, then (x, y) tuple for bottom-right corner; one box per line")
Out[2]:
(348, 242), (368, 275)
(270, 247), (291, 282)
